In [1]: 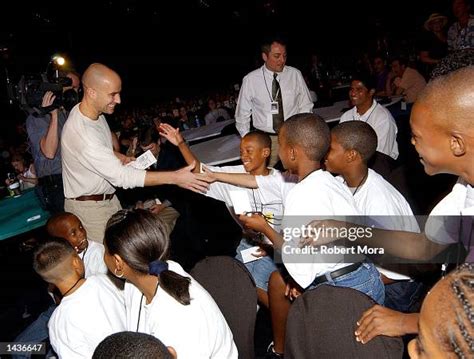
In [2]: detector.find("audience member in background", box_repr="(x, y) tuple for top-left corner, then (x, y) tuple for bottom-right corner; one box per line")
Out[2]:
(61, 63), (210, 243)
(388, 57), (427, 105)
(178, 105), (198, 130)
(418, 13), (448, 77)
(93, 331), (177, 359)
(308, 53), (331, 105)
(33, 239), (126, 358)
(204, 98), (231, 125)
(408, 263), (474, 359)
(448, 0), (474, 51)
(339, 73), (399, 178)
(6, 153), (37, 190)
(430, 48), (474, 78)
(372, 54), (390, 97)
(26, 71), (81, 214)
(104, 209), (238, 358)
(235, 36), (313, 167)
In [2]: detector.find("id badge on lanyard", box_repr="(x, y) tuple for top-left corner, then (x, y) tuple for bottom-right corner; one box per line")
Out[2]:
(270, 101), (279, 114)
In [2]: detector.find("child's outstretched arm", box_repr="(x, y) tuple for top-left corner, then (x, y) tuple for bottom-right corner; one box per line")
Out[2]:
(203, 167), (259, 189)
(159, 123), (201, 173)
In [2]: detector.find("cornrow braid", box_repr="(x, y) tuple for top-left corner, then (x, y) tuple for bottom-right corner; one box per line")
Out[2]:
(449, 264), (474, 358)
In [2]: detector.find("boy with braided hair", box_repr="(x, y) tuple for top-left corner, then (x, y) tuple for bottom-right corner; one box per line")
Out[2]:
(408, 263), (474, 358)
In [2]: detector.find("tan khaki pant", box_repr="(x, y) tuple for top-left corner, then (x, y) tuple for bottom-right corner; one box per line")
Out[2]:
(157, 207), (180, 238)
(65, 195), (122, 243)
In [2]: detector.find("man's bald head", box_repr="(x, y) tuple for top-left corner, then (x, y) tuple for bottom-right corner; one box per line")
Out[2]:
(416, 66), (474, 132)
(82, 63), (120, 90)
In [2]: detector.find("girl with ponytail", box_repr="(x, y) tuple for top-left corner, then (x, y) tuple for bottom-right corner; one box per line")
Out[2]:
(104, 209), (237, 359)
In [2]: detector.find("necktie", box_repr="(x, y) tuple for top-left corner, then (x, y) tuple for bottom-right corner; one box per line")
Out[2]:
(272, 73), (284, 133)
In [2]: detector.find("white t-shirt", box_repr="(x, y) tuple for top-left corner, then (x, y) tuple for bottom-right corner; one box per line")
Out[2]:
(339, 100), (399, 160)
(61, 104), (146, 198)
(262, 170), (361, 289)
(49, 275), (126, 359)
(347, 169), (420, 233)
(124, 261), (237, 359)
(345, 169), (420, 280)
(82, 240), (108, 278)
(206, 165), (293, 236)
(425, 178), (474, 260)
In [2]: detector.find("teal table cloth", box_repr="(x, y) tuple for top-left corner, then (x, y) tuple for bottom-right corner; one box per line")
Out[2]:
(0, 188), (51, 241)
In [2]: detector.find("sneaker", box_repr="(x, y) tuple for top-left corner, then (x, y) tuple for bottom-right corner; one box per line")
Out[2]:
(265, 342), (284, 358)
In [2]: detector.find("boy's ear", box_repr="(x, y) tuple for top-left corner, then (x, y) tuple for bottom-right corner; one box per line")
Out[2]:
(450, 132), (466, 157)
(72, 254), (85, 276)
(262, 147), (271, 159)
(346, 149), (359, 162)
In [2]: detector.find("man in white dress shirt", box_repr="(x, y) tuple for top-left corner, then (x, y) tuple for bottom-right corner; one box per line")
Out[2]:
(235, 37), (314, 166)
(339, 73), (399, 178)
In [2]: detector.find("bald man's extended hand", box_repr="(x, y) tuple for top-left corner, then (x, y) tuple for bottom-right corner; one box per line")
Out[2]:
(144, 162), (210, 193)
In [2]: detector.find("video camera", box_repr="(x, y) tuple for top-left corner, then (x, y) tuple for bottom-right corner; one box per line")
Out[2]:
(8, 70), (80, 117)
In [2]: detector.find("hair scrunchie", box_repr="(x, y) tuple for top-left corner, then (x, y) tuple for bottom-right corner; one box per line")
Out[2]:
(149, 260), (169, 276)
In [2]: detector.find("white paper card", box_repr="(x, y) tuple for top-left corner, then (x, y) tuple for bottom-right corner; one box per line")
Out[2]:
(126, 150), (157, 170)
(229, 190), (252, 214)
(240, 246), (262, 263)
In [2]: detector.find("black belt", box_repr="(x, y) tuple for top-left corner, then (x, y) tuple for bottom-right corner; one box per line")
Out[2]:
(38, 174), (62, 186)
(311, 262), (364, 286)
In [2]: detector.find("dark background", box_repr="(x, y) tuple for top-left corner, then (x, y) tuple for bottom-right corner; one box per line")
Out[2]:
(0, 0), (456, 128)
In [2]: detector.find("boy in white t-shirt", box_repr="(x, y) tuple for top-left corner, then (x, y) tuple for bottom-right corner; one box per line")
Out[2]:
(325, 121), (424, 312)
(159, 123), (290, 308)
(47, 212), (108, 277)
(33, 239), (125, 359)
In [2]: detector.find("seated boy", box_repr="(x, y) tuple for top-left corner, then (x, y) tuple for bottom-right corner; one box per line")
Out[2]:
(33, 239), (126, 358)
(206, 114), (385, 357)
(47, 212), (108, 277)
(13, 213), (109, 356)
(325, 121), (424, 312)
(159, 123), (288, 308)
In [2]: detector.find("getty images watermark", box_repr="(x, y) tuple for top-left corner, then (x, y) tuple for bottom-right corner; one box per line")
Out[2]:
(281, 223), (385, 256)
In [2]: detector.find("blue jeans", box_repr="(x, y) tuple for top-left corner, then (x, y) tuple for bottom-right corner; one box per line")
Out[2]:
(235, 239), (278, 292)
(13, 304), (57, 359)
(384, 281), (426, 313)
(308, 263), (385, 305)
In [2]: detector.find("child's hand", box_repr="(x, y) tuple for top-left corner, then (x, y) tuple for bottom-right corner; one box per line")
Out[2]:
(355, 305), (410, 344)
(285, 279), (303, 301)
(251, 246), (267, 258)
(159, 123), (184, 146)
(201, 166), (217, 183)
(238, 213), (270, 234)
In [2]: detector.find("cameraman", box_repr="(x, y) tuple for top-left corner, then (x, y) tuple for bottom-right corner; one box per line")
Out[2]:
(26, 71), (80, 214)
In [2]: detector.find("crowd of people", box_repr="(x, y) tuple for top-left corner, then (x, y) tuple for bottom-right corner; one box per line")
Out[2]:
(1, 0), (474, 358)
